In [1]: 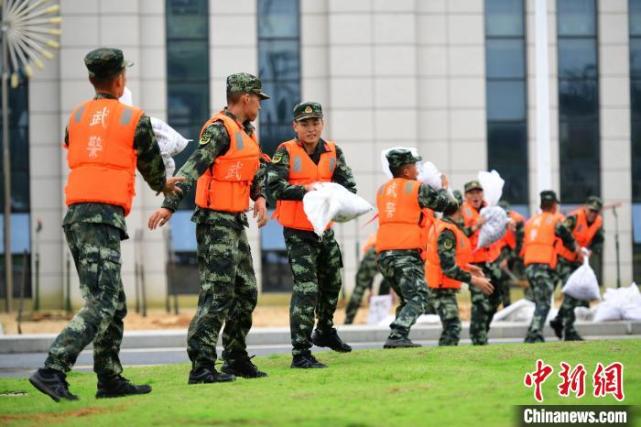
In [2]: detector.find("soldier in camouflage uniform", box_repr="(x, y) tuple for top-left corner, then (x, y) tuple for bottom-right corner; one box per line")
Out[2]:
(428, 191), (494, 346)
(550, 196), (604, 341)
(523, 191), (581, 343)
(30, 48), (183, 402)
(148, 73), (270, 383)
(344, 235), (391, 325)
(496, 200), (526, 308)
(375, 149), (454, 348)
(267, 102), (355, 369)
(461, 181), (504, 345)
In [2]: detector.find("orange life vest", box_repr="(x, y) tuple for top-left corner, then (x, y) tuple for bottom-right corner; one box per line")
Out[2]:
(425, 219), (472, 289)
(376, 178), (427, 253)
(65, 98), (142, 216)
(273, 139), (337, 231)
(461, 201), (502, 263)
(557, 208), (603, 262)
(194, 112), (261, 213)
(523, 211), (564, 269)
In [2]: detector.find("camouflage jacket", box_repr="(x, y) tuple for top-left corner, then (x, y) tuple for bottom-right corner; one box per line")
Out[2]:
(162, 109), (266, 229)
(563, 213), (604, 254)
(63, 92), (166, 239)
(438, 217), (473, 284)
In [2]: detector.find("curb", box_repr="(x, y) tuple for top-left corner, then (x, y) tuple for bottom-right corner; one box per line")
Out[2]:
(1, 320), (639, 354)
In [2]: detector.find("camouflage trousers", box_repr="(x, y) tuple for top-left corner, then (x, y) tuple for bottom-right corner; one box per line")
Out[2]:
(344, 248), (391, 324)
(432, 288), (461, 346)
(525, 264), (558, 341)
(469, 262), (503, 345)
(45, 223), (126, 380)
(187, 223), (258, 370)
(285, 229), (343, 357)
(378, 250), (429, 340)
(553, 259), (583, 335)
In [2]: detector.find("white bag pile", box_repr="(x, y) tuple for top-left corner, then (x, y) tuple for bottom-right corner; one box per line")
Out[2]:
(492, 298), (558, 324)
(367, 294), (393, 325)
(120, 87), (191, 177)
(561, 252), (601, 301)
(302, 182), (374, 236)
(476, 170), (509, 249)
(593, 283), (641, 322)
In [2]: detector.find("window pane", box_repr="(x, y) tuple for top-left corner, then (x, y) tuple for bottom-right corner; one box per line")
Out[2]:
(486, 39), (525, 78)
(559, 78), (598, 120)
(486, 80), (526, 121)
(259, 80), (300, 155)
(487, 122), (528, 203)
(558, 38), (597, 79)
(631, 0), (641, 36)
(557, 0), (596, 36)
(632, 80), (641, 122)
(631, 38), (641, 79)
(258, 40), (300, 81)
(257, 0), (299, 38)
(167, 40), (209, 81)
(632, 120), (641, 201)
(168, 84), (210, 129)
(559, 120), (600, 203)
(485, 0), (524, 36)
(166, 0), (209, 39)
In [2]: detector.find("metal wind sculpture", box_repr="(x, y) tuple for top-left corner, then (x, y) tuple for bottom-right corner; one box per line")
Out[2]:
(1, 0), (61, 312)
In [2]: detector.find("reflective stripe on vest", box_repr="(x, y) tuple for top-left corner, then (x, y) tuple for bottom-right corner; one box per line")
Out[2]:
(375, 178), (425, 252)
(425, 219), (472, 289)
(523, 211), (563, 269)
(461, 201), (502, 263)
(273, 139), (337, 231)
(194, 112), (261, 213)
(557, 209), (603, 262)
(65, 98), (141, 215)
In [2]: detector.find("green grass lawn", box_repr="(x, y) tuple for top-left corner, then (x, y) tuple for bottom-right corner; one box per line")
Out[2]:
(0, 340), (639, 427)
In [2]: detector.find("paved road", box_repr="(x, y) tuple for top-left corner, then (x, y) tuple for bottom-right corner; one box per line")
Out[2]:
(1, 335), (635, 378)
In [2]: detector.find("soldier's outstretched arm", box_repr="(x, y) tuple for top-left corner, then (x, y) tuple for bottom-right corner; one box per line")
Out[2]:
(332, 145), (357, 194)
(266, 146), (307, 200)
(160, 123), (230, 212)
(417, 183), (452, 212)
(555, 220), (582, 261)
(589, 227), (605, 255)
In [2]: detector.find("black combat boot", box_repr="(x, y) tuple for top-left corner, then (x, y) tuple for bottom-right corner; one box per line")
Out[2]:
(188, 367), (235, 384)
(291, 353), (327, 369)
(311, 328), (352, 353)
(222, 356), (267, 378)
(29, 368), (79, 402)
(96, 375), (152, 398)
(383, 337), (421, 349)
(564, 331), (584, 341)
(549, 318), (563, 339)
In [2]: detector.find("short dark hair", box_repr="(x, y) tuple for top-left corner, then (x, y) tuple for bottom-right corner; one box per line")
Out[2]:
(89, 71), (121, 90)
(226, 91), (244, 105)
(390, 165), (403, 178)
(540, 199), (556, 211)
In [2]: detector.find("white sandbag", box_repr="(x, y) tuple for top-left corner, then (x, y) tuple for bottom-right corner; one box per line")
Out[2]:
(593, 283), (641, 321)
(574, 306), (595, 322)
(302, 182), (374, 236)
(417, 161), (442, 189)
(562, 254), (601, 301)
(478, 170), (504, 206)
(476, 206), (509, 248)
(380, 146), (421, 178)
(119, 87), (192, 177)
(491, 298), (558, 324)
(368, 295), (393, 325)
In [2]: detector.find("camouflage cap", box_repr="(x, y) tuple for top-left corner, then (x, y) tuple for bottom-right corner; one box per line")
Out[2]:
(293, 101), (323, 121)
(585, 195), (603, 211)
(540, 190), (559, 203)
(84, 48), (132, 79)
(386, 148), (422, 171)
(464, 180), (483, 193)
(226, 72), (270, 99)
